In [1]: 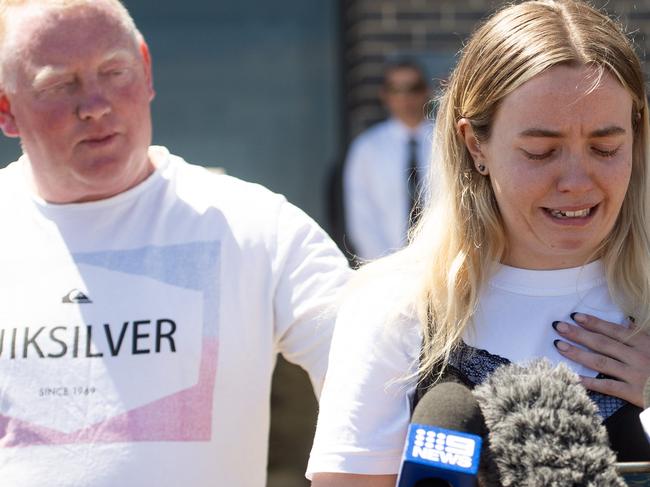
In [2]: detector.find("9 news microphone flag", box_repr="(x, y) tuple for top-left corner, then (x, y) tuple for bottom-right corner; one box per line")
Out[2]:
(397, 382), (485, 487)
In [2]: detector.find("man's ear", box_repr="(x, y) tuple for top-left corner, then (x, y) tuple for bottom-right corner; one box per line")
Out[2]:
(0, 93), (19, 138)
(139, 40), (155, 101)
(456, 118), (484, 163)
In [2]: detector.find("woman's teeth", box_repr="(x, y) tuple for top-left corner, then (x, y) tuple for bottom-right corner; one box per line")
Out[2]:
(548, 208), (591, 218)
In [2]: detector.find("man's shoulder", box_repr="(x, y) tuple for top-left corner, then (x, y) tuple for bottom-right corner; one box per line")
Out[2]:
(0, 159), (25, 198)
(0, 159), (23, 176)
(163, 151), (295, 239)
(166, 151), (286, 209)
(165, 152), (345, 268)
(353, 119), (394, 144)
(345, 120), (395, 165)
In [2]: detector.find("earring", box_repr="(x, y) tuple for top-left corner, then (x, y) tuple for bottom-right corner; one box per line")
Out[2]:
(477, 163), (487, 174)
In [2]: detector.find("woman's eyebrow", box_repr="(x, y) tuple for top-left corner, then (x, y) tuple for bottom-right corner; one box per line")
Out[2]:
(517, 126), (626, 138)
(589, 126), (626, 138)
(518, 128), (563, 138)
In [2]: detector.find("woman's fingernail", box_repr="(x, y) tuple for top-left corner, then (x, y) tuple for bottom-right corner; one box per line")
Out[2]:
(552, 321), (569, 333)
(554, 339), (570, 351)
(570, 312), (586, 323)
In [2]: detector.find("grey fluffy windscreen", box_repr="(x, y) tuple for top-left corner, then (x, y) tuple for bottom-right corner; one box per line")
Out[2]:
(473, 360), (625, 487)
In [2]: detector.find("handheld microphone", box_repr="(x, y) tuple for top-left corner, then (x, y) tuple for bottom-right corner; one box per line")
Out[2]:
(473, 360), (625, 486)
(396, 381), (485, 487)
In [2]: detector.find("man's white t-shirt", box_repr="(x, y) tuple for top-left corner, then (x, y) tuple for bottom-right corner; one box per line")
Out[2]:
(307, 261), (629, 477)
(0, 146), (351, 487)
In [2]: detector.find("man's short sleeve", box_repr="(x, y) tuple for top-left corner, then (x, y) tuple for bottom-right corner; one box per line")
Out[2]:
(271, 199), (351, 395)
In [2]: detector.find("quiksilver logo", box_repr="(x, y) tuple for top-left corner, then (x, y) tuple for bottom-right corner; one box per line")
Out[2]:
(62, 289), (92, 304)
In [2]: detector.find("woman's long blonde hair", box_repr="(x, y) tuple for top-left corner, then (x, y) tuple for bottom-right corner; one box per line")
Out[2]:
(358, 0), (650, 378)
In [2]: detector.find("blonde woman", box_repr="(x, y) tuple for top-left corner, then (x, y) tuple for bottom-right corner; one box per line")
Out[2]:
(309, 1), (650, 485)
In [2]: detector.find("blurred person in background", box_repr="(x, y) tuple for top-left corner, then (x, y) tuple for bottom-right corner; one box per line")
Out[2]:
(343, 60), (434, 261)
(0, 1), (350, 486)
(310, 1), (650, 485)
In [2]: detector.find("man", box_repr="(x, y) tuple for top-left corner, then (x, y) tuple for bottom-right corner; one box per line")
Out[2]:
(343, 60), (433, 261)
(0, 1), (350, 486)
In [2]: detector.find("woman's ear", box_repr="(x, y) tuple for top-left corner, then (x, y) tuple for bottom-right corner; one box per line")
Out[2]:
(456, 118), (484, 163)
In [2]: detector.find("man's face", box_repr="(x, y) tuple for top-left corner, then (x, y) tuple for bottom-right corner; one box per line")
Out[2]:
(381, 67), (429, 128)
(0, 2), (155, 203)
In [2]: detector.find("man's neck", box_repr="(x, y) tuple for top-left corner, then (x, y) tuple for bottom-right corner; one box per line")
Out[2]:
(396, 117), (424, 130)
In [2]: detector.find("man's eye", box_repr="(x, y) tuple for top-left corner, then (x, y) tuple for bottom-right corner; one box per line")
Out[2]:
(41, 81), (74, 94)
(105, 67), (131, 78)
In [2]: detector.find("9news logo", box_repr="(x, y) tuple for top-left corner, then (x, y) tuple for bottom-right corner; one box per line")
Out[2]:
(411, 427), (477, 469)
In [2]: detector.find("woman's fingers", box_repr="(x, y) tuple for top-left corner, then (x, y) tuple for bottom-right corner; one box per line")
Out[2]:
(552, 313), (650, 408)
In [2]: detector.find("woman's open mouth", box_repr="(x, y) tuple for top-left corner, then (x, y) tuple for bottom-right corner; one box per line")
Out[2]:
(543, 204), (598, 222)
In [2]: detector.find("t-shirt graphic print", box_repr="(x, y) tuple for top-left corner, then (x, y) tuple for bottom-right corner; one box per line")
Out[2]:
(0, 241), (220, 446)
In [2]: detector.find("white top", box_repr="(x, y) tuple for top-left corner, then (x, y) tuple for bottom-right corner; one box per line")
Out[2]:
(343, 118), (434, 260)
(641, 409), (650, 443)
(307, 260), (626, 477)
(0, 146), (351, 487)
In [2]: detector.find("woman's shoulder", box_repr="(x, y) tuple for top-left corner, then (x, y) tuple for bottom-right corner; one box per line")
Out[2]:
(334, 254), (424, 357)
(346, 253), (423, 317)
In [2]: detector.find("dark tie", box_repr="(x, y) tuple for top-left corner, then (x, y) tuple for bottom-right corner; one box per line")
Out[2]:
(407, 136), (420, 227)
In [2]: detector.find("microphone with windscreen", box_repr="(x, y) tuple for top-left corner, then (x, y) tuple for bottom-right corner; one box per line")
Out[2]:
(473, 360), (626, 486)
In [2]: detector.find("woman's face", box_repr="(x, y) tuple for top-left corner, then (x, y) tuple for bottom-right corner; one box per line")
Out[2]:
(473, 64), (634, 269)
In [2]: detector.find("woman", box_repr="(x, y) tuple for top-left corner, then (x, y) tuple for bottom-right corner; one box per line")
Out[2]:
(309, 1), (650, 485)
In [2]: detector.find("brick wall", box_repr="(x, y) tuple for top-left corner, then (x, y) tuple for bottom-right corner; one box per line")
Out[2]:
(342, 0), (650, 140)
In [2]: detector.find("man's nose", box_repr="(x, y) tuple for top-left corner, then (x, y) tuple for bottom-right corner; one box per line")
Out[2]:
(77, 83), (111, 120)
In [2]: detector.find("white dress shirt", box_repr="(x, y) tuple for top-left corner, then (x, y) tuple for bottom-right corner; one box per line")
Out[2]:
(343, 118), (434, 260)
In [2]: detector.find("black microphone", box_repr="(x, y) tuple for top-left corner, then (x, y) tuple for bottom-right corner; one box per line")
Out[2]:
(473, 360), (625, 486)
(396, 381), (487, 487)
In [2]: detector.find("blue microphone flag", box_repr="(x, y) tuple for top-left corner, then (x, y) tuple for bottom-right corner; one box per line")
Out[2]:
(397, 423), (482, 487)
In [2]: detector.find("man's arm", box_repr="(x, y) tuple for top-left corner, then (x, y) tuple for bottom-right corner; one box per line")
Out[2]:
(271, 198), (351, 394)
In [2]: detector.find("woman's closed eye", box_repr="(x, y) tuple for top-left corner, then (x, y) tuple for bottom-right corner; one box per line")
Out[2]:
(592, 145), (621, 158)
(521, 148), (555, 160)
